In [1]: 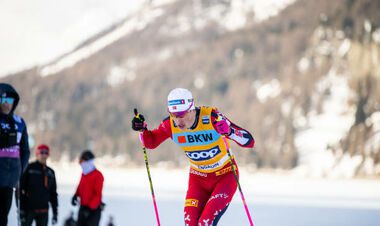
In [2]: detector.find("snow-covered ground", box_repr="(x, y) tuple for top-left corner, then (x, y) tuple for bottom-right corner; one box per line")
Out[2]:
(8, 162), (380, 226)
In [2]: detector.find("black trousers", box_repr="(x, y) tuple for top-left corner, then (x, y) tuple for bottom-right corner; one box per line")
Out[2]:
(0, 187), (13, 226)
(22, 212), (48, 226)
(77, 206), (101, 226)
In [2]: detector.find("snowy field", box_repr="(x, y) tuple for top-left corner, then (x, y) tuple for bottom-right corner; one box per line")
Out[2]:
(8, 164), (380, 226)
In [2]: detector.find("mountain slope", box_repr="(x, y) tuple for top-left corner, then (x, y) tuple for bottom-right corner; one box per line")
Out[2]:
(2, 0), (379, 176)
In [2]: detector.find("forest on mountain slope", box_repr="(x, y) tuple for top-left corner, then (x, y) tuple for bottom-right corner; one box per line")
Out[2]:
(2, 0), (379, 176)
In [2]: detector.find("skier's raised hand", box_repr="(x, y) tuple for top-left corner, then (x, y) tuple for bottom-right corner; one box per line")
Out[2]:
(132, 108), (147, 131)
(213, 114), (232, 136)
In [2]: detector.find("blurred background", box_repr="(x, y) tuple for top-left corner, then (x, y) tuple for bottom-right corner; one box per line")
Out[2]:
(1, 0), (380, 225)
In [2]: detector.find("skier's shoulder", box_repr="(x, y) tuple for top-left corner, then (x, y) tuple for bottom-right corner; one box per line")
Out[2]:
(24, 162), (42, 175)
(12, 114), (27, 132)
(162, 115), (170, 123)
(198, 106), (219, 118)
(12, 114), (24, 124)
(199, 106), (217, 112)
(160, 116), (172, 132)
(94, 168), (104, 178)
(46, 165), (56, 175)
(27, 161), (39, 169)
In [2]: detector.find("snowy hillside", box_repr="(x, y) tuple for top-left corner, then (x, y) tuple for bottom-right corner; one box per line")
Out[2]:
(293, 21), (380, 177)
(39, 0), (296, 77)
(1, 0), (379, 178)
(0, 0), (147, 77)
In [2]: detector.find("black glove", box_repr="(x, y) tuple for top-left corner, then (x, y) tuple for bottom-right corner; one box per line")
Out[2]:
(100, 202), (106, 211)
(132, 108), (146, 131)
(52, 213), (58, 225)
(71, 195), (78, 206)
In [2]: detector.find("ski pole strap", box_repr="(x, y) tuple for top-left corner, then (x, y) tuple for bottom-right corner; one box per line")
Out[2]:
(139, 133), (146, 148)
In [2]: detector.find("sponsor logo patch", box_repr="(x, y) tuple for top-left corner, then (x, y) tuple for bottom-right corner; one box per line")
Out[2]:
(233, 129), (243, 137)
(168, 99), (185, 106)
(208, 193), (229, 202)
(1, 123), (11, 130)
(198, 162), (220, 170)
(215, 165), (236, 176)
(178, 136), (186, 143)
(187, 133), (213, 143)
(186, 146), (221, 161)
(190, 168), (208, 177)
(185, 199), (199, 207)
(173, 130), (220, 146)
(202, 116), (210, 124)
(0, 145), (20, 158)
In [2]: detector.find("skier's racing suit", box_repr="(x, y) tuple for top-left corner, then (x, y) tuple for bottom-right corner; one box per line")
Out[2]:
(141, 106), (254, 226)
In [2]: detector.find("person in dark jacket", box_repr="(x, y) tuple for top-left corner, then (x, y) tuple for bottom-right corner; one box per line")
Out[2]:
(71, 150), (104, 226)
(20, 144), (58, 226)
(0, 83), (30, 226)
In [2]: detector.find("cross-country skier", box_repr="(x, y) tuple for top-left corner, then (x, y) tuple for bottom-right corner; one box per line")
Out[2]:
(131, 88), (254, 226)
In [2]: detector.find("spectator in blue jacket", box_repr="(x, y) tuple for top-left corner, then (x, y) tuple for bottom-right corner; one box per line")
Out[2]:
(0, 83), (30, 225)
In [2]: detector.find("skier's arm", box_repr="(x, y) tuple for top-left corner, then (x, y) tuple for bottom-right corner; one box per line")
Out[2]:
(50, 170), (58, 216)
(19, 165), (29, 191)
(19, 120), (30, 173)
(211, 109), (255, 148)
(74, 175), (83, 197)
(141, 117), (172, 149)
(19, 165), (30, 210)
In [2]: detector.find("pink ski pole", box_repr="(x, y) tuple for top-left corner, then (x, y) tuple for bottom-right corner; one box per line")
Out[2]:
(222, 136), (254, 226)
(134, 109), (161, 226)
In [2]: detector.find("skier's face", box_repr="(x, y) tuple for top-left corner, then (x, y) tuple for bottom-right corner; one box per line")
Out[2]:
(171, 109), (196, 130)
(0, 97), (14, 114)
(36, 149), (49, 164)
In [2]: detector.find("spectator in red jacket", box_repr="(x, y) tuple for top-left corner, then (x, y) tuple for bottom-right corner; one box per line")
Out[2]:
(71, 150), (104, 226)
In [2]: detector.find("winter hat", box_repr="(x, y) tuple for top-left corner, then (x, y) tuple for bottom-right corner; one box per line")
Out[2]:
(80, 150), (95, 161)
(35, 144), (50, 155)
(167, 88), (195, 116)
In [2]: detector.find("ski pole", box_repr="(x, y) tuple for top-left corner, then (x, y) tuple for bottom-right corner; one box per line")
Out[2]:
(134, 108), (161, 226)
(222, 136), (254, 226)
